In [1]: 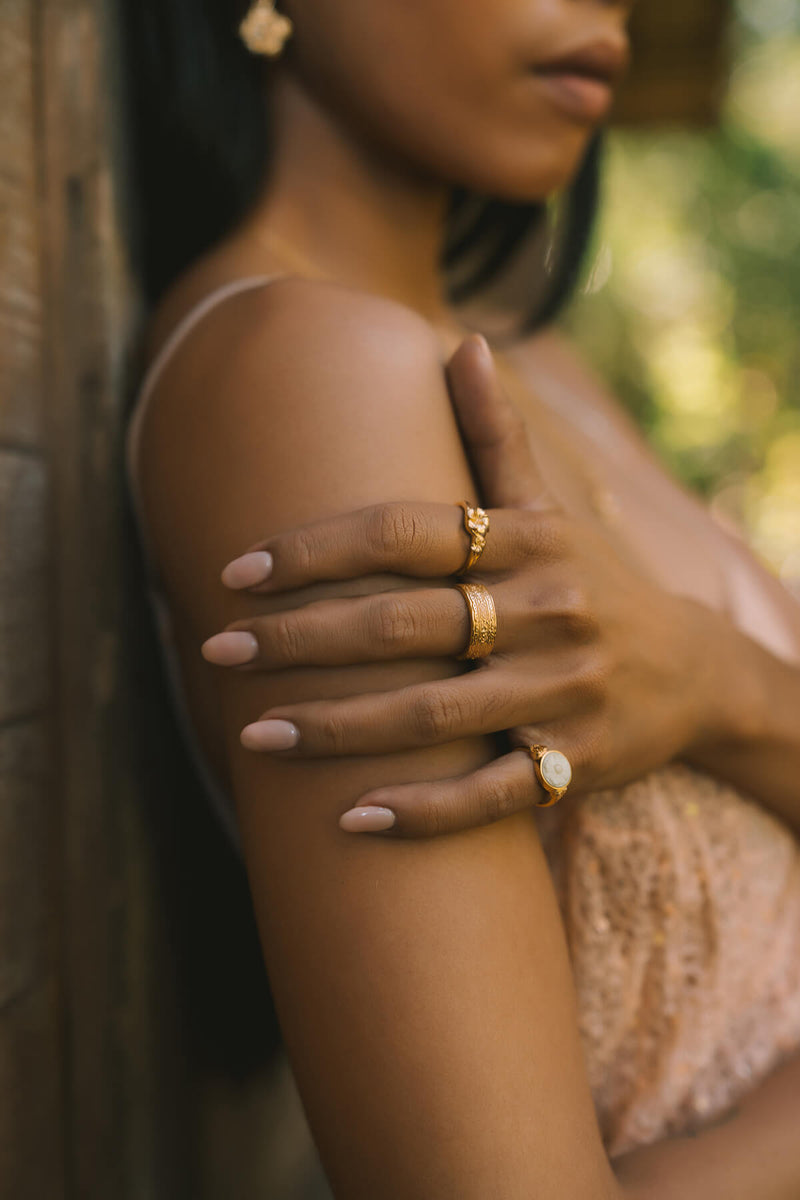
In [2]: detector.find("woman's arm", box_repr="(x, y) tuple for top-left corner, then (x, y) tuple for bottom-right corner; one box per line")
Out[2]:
(678, 594), (800, 829)
(613, 1049), (800, 1200)
(206, 335), (800, 834)
(136, 277), (800, 1198)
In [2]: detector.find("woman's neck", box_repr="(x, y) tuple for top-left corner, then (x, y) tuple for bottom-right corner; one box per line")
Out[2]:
(237, 73), (455, 325)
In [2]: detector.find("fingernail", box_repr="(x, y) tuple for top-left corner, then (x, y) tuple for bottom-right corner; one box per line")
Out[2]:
(221, 551), (273, 589)
(473, 333), (492, 361)
(240, 720), (300, 751)
(339, 806), (396, 833)
(201, 631), (259, 665)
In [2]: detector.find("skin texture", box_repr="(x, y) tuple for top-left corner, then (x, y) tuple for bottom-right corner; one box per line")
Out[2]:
(133, 0), (800, 1194)
(206, 336), (800, 836)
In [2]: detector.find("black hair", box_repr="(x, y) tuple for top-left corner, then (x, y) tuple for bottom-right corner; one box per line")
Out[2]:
(121, 0), (603, 328)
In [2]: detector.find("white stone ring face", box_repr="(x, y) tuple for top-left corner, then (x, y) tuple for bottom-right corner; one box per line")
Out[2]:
(519, 745), (572, 807)
(539, 750), (572, 790)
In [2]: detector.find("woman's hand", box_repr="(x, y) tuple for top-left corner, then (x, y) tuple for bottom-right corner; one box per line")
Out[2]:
(202, 337), (724, 836)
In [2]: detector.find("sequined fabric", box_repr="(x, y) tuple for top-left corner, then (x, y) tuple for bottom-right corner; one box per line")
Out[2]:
(537, 761), (800, 1156)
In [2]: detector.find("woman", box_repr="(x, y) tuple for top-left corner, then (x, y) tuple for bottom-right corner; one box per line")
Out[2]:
(125, 0), (800, 1195)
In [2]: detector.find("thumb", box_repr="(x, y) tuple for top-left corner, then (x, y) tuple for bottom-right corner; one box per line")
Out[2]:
(446, 334), (560, 513)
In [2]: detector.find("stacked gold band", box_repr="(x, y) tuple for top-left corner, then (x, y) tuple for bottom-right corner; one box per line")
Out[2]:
(456, 502), (490, 575)
(456, 582), (498, 660)
(516, 744), (572, 807)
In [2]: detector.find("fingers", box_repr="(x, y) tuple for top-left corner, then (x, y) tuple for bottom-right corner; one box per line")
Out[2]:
(240, 673), (527, 757)
(338, 749), (555, 838)
(237, 669), (584, 758)
(446, 335), (562, 514)
(202, 586), (478, 668)
(223, 502), (466, 593)
(220, 501), (562, 595)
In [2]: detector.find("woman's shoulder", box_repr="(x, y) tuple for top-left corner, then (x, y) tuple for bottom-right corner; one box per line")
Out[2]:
(140, 270), (448, 445)
(146, 248), (443, 374)
(134, 271), (469, 566)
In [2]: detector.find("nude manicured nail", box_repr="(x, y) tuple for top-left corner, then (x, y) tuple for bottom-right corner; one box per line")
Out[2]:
(240, 720), (300, 751)
(221, 551), (273, 588)
(201, 631), (259, 665)
(339, 807), (396, 833)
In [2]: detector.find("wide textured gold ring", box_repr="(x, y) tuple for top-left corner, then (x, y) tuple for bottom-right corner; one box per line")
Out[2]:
(516, 744), (572, 807)
(455, 582), (497, 660)
(456, 502), (490, 575)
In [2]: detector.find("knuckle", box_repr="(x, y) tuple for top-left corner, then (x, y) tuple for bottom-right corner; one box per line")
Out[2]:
(578, 656), (610, 708)
(375, 597), (417, 654)
(272, 614), (306, 665)
(371, 502), (422, 560)
(413, 688), (454, 742)
(578, 722), (612, 780)
(289, 529), (315, 575)
(557, 587), (599, 643)
(542, 511), (571, 557)
(482, 779), (519, 825)
(318, 710), (349, 755)
(416, 791), (452, 837)
(519, 511), (568, 561)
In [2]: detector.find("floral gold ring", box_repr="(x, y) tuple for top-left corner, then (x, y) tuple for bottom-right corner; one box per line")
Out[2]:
(456, 502), (490, 575)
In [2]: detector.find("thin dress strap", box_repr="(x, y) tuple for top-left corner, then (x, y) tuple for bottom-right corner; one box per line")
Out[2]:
(124, 273), (286, 855)
(126, 272), (285, 579)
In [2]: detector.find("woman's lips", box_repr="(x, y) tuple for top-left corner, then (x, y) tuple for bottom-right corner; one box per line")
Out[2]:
(532, 70), (614, 122)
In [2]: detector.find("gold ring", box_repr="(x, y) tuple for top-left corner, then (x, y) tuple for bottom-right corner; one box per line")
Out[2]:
(456, 502), (490, 575)
(455, 582), (497, 660)
(516, 744), (572, 807)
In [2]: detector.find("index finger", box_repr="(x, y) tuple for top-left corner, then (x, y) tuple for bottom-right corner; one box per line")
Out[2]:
(220, 500), (539, 593)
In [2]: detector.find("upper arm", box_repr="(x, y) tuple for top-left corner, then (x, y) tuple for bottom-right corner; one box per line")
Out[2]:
(136, 279), (619, 1199)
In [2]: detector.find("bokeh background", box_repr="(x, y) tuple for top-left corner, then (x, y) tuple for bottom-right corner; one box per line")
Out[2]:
(566, 0), (800, 592)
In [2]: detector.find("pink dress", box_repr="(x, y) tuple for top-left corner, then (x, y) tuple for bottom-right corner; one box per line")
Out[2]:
(125, 276), (800, 1157)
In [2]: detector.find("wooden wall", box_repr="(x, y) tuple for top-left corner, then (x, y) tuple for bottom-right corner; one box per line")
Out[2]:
(1, 1), (68, 1193)
(0, 0), (330, 1195)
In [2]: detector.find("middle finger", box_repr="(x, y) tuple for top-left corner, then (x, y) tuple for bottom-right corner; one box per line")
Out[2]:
(203, 583), (519, 669)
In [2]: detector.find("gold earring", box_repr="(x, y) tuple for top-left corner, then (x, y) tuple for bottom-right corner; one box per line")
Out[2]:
(239, 0), (293, 58)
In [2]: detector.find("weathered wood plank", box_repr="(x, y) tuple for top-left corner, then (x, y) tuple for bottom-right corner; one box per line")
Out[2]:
(0, 719), (55, 1010)
(0, 976), (65, 1200)
(0, 717), (64, 1200)
(33, 1), (191, 1195)
(0, 451), (49, 723)
(0, 1), (45, 446)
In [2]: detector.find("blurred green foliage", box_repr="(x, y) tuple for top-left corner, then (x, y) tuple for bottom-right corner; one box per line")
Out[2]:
(565, 1), (800, 586)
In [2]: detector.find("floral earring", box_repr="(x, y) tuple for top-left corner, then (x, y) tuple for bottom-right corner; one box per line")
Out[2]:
(239, 0), (294, 58)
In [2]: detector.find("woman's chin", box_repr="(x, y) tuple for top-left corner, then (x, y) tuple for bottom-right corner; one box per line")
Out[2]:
(444, 143), (593, 206)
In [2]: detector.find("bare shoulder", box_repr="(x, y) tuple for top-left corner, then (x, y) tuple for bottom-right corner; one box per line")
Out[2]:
(135, 276), (473, 631)
(154, 274), (444, 389)
(140, 276), (449, 469)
